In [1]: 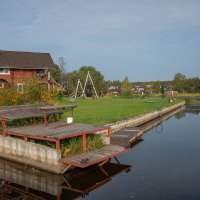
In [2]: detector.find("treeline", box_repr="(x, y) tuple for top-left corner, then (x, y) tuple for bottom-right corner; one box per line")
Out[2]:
(51, 58), (200, 95)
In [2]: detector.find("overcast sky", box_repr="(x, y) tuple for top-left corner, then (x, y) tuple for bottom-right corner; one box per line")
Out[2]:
(0, 0), (200, 81)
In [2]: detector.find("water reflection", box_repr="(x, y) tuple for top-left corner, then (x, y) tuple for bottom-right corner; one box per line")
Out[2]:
(140, 106), (185, 134)
(0, 158), (131, 200)
(175, 106), (200, 119)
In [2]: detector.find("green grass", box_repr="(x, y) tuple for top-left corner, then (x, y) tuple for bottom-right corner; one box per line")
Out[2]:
(58, 97), (183, 125)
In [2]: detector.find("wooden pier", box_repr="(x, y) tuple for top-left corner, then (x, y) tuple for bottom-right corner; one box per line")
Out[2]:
(60, 145), (128, 169)
(111, 126), (143, 147)
(0, 104), (135, 173)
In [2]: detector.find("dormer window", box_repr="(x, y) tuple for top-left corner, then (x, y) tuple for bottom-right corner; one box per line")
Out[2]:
(0, 68), (10, 75)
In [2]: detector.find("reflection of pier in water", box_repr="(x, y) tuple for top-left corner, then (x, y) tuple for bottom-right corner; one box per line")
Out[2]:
(139, 106), (185, 134)
(0, 158), (131, 199)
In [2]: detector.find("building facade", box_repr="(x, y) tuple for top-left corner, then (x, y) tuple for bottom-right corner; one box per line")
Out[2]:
(0, 50), (55, 91)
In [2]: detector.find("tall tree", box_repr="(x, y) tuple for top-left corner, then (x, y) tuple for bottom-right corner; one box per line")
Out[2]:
(121, 76), (132, 97)
(58, 57), (66, 85)
(152, 81), (160, 93)
(49, 64), (62, 83)
(65, 66), (106, 96)
(173, 73), (186, 92)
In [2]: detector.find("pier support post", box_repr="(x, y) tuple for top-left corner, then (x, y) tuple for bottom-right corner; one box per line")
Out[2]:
(56, 139), (61, 150)
(24, 136), (28, 142)
(82, 133), (87, 152)
(1, 119), (7, 136)
(43, 110), (47, 127)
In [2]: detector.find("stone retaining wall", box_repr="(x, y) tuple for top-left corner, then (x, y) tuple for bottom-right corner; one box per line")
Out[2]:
(107, 102), (185, 133)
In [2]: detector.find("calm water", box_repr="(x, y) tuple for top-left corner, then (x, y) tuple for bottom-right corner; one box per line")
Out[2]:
(0, 108), (200, 200)
(83, 108), (200, 200)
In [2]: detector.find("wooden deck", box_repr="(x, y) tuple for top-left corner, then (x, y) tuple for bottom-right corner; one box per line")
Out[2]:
(60, 145), (128, 168)
(0, 104), (73, 121)
(7, 121), (107, 139)
(111, 127), (143, 147)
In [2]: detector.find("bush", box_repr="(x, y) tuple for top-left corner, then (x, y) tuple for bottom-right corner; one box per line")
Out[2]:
(0, 77), (57, 106)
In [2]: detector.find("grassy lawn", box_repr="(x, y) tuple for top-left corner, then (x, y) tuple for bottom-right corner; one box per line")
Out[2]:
(58, 97), (182, 125)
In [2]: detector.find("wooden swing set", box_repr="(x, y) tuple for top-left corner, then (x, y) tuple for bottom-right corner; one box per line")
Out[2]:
(74, 71), (98, 99)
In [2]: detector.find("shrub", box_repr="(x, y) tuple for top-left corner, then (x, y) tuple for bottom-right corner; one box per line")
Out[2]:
(0, 77), (57, 106)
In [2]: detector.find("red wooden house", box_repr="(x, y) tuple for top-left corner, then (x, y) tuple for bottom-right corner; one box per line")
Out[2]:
(0, 50), (57, 91)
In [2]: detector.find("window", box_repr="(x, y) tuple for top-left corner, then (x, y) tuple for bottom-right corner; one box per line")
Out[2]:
(0, 68), (10, 75)
(36, 69), (45, 76)
(17, 83), (25, 93)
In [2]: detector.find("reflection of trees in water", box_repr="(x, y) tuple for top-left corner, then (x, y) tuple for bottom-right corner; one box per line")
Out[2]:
(175, 109), (200, 119)
(185, 109), (200, 115)
(175, 111), (186, 119)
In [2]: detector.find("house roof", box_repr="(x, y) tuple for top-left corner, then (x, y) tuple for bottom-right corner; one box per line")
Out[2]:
(0, 50), (55, 69)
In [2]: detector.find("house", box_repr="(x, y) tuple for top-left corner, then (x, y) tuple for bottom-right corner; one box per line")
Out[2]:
(0, 50), (55, 91)
(107, 86), (120, 95)
(165, 91), (178, 98)
(132, 85), (144, 93)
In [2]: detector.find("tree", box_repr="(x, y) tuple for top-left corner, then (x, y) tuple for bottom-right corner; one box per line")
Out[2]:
(121, 76), (132, 97)
(152, 81), (160, 93)
(65, 66), (106, 96)
(173, 73), (186, 92)
(58, 57), (67, 88)
(49, 64), (62, 83)
(79, 66), (106, 96)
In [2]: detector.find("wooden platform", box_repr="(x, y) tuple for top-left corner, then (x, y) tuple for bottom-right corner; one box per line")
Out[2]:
(60, 145), (128, 168)
(7, 121), (107, 139)
(111, 127), (143, 147)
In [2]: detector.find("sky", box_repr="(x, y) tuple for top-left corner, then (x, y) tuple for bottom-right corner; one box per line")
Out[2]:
(0, 0), (200, 81)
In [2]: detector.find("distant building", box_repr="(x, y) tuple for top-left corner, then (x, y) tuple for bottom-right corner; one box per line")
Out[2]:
(0, 50), (57, 91)
(165, 91), (178, 98)
(107, 86), (120, 95)
(132, 85), (144, 93)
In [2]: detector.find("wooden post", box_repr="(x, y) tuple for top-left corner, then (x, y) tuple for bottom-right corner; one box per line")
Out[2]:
(1, 119), (7, 131)
(43, 110), (47, 127)
(82, 134), (87, 152)
(56, 139), (61, 150)
(108, 127), (111, 144)
(24, 136), (28, 142)
(1, 119), (7, 136)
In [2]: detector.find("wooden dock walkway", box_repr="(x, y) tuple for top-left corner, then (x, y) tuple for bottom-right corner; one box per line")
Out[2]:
(110, 126), (143, 147)
(60, 145), (128, 168)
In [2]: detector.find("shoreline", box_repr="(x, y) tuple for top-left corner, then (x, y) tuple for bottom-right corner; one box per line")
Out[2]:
(107, 102), (185, 133)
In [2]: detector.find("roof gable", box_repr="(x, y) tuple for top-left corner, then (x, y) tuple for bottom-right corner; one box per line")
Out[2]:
(0, 50), (55, 69)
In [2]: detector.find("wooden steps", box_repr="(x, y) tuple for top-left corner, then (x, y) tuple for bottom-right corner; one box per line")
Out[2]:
(110, 127), (143, 147)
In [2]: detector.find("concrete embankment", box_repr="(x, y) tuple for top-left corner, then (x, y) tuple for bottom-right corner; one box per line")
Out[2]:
(107, 102), (185, 133)
(0, 136), (66, 174)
